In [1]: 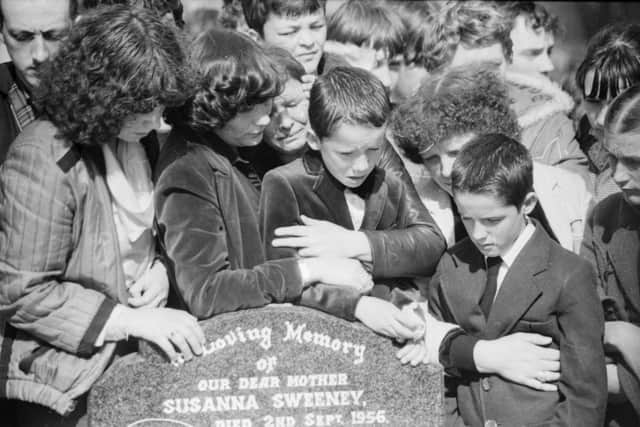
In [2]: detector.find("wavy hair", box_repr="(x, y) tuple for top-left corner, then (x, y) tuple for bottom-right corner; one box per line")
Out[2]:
(421, 0), (512, 73)
(390, 64), (520, 163)
(167, 28), (281, 132)
(34, 5), (193, 147)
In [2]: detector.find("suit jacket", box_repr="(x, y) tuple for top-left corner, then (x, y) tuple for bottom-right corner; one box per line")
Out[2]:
(581, 193), (640, 425)
(428, 224), (607, 426)
(259, 150), (446, 320)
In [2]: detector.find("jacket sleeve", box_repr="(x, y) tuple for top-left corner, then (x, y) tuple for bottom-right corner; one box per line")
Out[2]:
(155, 159), (303, 320)
(550, 261), (607, 426)
(259, 169), (361, 321)
(0, 140), (116, 356)
(366, 141), (446, 279)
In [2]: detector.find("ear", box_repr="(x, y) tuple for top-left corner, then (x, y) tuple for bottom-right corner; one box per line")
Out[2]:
(521, 191), (538, 216)
(306, 130), (321, 151)
(244, 28), (262, 43)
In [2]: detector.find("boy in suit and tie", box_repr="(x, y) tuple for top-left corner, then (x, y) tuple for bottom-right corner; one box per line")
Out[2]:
(258, 66), (446, 340)
(426, 133), (606, 426)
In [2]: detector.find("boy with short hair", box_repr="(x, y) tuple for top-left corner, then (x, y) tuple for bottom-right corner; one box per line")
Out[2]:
(258, 66), (445, 339)
(425, 133), (606, 426)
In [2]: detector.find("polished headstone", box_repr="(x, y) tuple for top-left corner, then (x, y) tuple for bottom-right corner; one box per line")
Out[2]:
(89, 305), (444, 427)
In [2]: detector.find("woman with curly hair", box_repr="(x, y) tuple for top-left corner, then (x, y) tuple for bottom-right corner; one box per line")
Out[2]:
(0, 5), (205, 425)
(155, 28), (373, 320)
(389, 63), (592, 253)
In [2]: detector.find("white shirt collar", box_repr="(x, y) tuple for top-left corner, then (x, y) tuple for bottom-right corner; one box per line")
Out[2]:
(498, 219), (536, 269)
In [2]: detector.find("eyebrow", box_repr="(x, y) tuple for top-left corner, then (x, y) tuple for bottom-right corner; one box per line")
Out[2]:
(521, 48), (545, 56)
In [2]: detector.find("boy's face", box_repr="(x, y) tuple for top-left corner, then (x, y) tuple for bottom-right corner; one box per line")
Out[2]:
(605, 138), (640, 207)
(215, 99), (273, 147)
(389, 57), (429, 104)
(509, 15), (555, 76)
(581, 68), (624, 137)
(311, 122), (385, 188)
(421, 133), (475, 195)
(264, 77), (309, 154)
(454, 191), (535, 257)
(261, 11), (326, 74)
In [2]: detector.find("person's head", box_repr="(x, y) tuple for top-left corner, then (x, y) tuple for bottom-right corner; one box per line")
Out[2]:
(82, 0), (184, 27)
(423, 0), (512, 74)
(0, 0), (77, 90)
(167, 28), (281, 148)
(308, 66), (389, 188)
(325, 0), (404, 88)
(35, 4), (192, 146)
(452, 133), (536, 257)
(263, 46), (309, 154)
(503, 1), (559, 76)
(387, 1), (434, 104)
(241, 0), (326, 74)
(603, 84), (640, 207)
(390, 64), (520, 195)
(576, 23), (640, 136)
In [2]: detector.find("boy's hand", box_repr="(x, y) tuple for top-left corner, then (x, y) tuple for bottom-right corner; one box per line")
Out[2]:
(604, 321), (640, 375)
(396, 340), (428, 366)
(355, 296), (424, 341)
(474, 333), (561, 392)
(273, 215), (372, 261)
(302, 257), (373, 292)
(128, 261), (169, 308)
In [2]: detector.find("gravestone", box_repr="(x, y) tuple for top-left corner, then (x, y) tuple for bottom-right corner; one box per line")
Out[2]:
(89, 305), (444, 427)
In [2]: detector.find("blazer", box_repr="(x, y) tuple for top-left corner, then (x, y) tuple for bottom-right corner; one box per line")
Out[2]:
(428, 224), (607, 426)
(154, 127), (304, 320)
(581, 193), (640, 424)
(259, 150), (446, 320)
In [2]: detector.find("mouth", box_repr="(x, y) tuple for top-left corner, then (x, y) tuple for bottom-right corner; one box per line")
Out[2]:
(277, 127), (306, 143)
(297, 51), (319, 62)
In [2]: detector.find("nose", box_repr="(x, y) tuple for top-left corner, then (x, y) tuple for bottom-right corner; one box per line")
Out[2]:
(352, 153), (370, 174)
(278, 112), (294, 132)
(469, 222), (488, 242)
(440, 155), (455, 180)
(538, 53), (554, 74)
(611, 159), (630, 187)
(256, 111), (271, 127)
(596, 103), (610, 128)
(31, 35), (50, 64)
(373, 65), (392, 88)
(298, 29), (314, 48)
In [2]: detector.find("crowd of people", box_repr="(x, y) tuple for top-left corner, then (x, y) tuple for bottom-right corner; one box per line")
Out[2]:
(0, 0), (638, 426)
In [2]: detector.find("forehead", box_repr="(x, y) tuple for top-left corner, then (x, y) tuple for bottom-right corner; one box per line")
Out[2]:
(1, 0), (71, 29)
(277, 78), (305, 102)
(510, 15), (548, 50)
(451, 43), (505, 68)
(454, 191), (513, 215)
(605, 133), (640, 158)
(264, 10), (325, 28)
(324, 122), (385, 149)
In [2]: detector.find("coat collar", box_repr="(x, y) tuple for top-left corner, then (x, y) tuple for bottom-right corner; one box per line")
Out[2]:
(302, 150), (387, 230)
(442, 219), (550, 337)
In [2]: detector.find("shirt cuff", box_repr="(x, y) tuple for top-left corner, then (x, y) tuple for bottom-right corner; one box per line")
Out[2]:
(439, 328), (480, 373)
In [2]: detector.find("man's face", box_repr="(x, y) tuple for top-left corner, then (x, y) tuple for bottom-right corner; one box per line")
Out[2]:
(264, 77), (309, 154)
(312, 122), (385, 188)
(450, 42), (507, 75)
(454, 191), (533, 257)
(606, 138), (640, 207)
(509, 15), (555, 76)
(0, 0), (72, 90)
(421, 133), (475, 195)
(215, 99), (273, 147)
(262, 11), (326, 74)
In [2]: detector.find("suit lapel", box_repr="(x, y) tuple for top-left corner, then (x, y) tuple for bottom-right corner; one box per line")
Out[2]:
(441, 242), (488, 334)
(484, 225), (548, 339)
(361, 168), (387, 230)
(607, 201), (640, 315)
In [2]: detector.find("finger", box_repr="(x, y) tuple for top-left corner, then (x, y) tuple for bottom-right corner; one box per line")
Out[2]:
(271, 237), (310, 248)
(180, 326), (205, 356)
(128, 287), (157, 307)
(533, 346), (561, 361)
(524, 378), (558, 392)
(274, 226), (309, 237)
(542, 371), (561, 382)
(128, 279), (146, 298)
(389, 318), (421, 341)
(396, 344), (415, 360)
(154, 336), (178, 363)
(519, 333), (553, 346)
(299, 215), (323, 225)
(169, 331), (195, 361)
(297, 247), (322, 257)
(539, 360), (561, 373)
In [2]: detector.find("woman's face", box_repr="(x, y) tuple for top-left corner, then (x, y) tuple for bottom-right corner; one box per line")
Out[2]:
(118, 106), (165, 143)
(215, 100), (273, 147)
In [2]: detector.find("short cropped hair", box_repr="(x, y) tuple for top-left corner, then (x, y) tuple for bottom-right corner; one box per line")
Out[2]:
(421, 0), (512, 73)
(309, 66), (390, 139)
(82, 0), (184, 27)
(452, 133), (533, 208)
(266, 46), (306, 82)
(0, 0), (78, 28)
(576, 23), (640, 102)
(501, 1), (560, 36)
(241, 0), (325, 35)
(390, 64), (520, 163)
(327, 0), (404, 57)
(604, 85), (640, 144)
(35, 4), (193, 147)
(167, 28), (281, 132)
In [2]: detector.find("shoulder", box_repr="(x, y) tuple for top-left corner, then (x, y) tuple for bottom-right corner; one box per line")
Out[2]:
(6, 120), (75, 169)
(588, 193), (628, 230)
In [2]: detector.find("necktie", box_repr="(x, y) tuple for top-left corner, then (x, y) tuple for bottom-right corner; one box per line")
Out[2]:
(480, 256), (502, 317)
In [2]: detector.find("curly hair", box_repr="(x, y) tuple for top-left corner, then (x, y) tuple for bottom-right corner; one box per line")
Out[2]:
(34, 5), (193, 147)
(500, 1), (560, 36)
(166, 28), (282, 132)
(421, 0), (512, 73)
(389, 1), (437, 67)
(390, 64), (521, 164)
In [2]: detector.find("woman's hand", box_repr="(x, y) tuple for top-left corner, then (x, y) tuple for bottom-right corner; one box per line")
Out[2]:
(128, 260), (169, 308)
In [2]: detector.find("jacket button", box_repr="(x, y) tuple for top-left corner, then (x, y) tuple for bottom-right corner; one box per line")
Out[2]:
(484, 420), (498, 427)
(481, 377), (491, 391)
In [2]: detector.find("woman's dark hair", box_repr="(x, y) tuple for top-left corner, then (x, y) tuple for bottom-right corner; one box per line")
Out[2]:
(35, 4), (193, 147)
(576, 23), (640, 102)
(167, 28), (282, 132)
(266, 46), (306, 82)
(452, 133), (533, 208)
